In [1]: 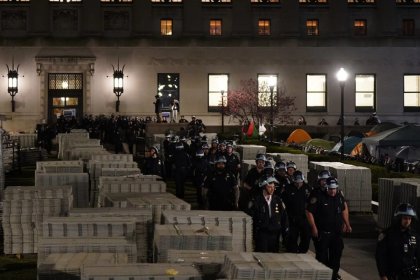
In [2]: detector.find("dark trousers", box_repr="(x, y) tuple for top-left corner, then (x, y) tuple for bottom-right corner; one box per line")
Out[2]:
(175, 167), (188, 199)
(255, 230), (280, 253)
(313, 231), (344, 280)
(286, 218), (311, 253)
(164, 160), (172, 179)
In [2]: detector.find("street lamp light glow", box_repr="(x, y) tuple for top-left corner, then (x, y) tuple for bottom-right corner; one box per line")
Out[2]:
(336, 68), (348, 82)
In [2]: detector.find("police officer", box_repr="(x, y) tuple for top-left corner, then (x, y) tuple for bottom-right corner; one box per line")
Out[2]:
(192, 149), (209, 209)
(173, 141), (191, 199)
(274, 161), (290, 195)
(225, 143), (241, 179)
(282, 170), (312, 253)
(240, 153), (266, 212)
(264, 161), (275, 177)
(143, 146), (163, 177)
(306, 177), (348, 280)
(203, 155), (239, 211)
(376, 203), (420, 280)
(286, 161), (297, 183)
(310, 170), (352, 234)
(250, 175), (289, 253)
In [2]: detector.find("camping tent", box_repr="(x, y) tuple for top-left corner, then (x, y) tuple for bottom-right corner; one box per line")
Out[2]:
(286, 129), (311, 144)
(331, 136), (362, 155)
(361, 125), (420, 160)
(365, 122), (400, 137)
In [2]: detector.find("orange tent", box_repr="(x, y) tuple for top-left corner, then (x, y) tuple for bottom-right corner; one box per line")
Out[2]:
(286, 129), (312, 144)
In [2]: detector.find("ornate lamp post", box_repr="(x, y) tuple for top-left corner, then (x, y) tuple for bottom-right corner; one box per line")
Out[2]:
(113, 59), (125, 113)
(7, 59), (19, 112)
(336, 67), (348, 161)
(268, 76), (277, 142)
(221, 90), (225, 133)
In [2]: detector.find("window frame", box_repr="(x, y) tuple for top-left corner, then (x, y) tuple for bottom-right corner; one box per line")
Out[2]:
(353, 19), (367, 36)
(402, 19), (415, 36)
(258, 19), (271, 36)
(257, 74), (278, 108)
(306, 19), (319, 36)
(355, 74), (376, 112)
(160, 18), (173, 36)
(157, 73), (180, 112)
(306, 73), (327, 112)
(209, 19), (222, 36)
(403, 74), (420, 112)
(208, 73), (229, 112)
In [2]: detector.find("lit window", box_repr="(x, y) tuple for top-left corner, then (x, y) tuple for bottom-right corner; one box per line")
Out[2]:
(306, 19), (319, 36)
(347, 0), (375, 3)
(49, 0), (82, 2)
(299, 0), (327, 3)
(208, 74), (229, 109)
(161, 19), (172, 36)
(404, 75), (420, 111)
(396, 0), (420, 3)
(157, 73), (180, 110)
(0, 0), (30, 2)
(403, 19), (415, 36)
(306, 74), (326, 111)
(202, 0), (231, 3)
(101, 0), (132, 2)
(354, 20), (367, 36)
(251, 0), (280, 3)
(151, 0), (182, 2)
(210, 19), (222, 36)
(355, 74), (375, 111)
(258, 19), (271, 36)
(258, 74), (277, 107)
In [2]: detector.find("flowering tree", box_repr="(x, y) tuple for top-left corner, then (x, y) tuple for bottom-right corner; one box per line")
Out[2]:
(225, 78), (296, 127)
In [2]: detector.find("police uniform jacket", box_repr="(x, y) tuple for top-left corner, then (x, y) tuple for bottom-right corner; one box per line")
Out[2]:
(225, 153), (240, 176)
(244, 167), (265, 197)
(192, 157), (209, 186)
(282, 182), (312, 223)
(306, 190), (345, 234)
(251, 193), (289, 235)
(376, 225), (420, 279)
(204, 169), (237, 211)
(143, 156), (162, 177)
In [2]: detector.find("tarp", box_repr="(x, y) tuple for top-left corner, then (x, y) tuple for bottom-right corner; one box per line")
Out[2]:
(394, 146), (420, 162)
(365, 122), (400, 137)
(331, 136), (363, 155)
(286, 129), (311, 144)
(361, 125), (420, 159)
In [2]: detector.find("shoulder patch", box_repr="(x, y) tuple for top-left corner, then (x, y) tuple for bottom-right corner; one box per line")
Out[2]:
(378, 233), (385, 241)
(310, 197), (317, 204)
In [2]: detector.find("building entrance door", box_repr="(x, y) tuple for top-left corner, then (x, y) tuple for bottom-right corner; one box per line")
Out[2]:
(48, 73), (83, 123)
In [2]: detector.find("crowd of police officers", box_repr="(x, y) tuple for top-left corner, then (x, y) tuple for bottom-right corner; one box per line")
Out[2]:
(143, 134), (420, 280)
(35, 112), (420, 279)
(142, 134), (353, 280)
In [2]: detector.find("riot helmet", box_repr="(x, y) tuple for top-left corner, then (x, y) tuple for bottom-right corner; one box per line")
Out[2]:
(326, 177), (339, 189)
(255, 153), (266, 162)
(286, 161), (297, 170)
(394, 203), (417, 218)
(318, 170), (332, 180)
(293, 170), (305, 183)
(196, 149), (204, 157)
(274, 161), (287, 171)
(259, 175), (279, 188)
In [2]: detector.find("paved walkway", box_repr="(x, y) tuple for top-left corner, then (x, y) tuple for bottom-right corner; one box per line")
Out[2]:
(335, 214), (379, 280)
